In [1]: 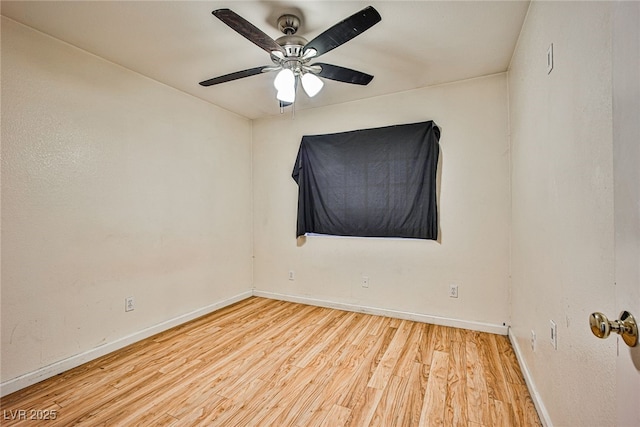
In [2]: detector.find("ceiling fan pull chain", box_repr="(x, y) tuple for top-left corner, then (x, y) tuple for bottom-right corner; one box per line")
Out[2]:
(291, 97), (296, 119)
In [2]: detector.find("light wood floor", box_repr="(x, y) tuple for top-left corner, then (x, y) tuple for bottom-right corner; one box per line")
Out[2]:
(1, 297), (541, 426)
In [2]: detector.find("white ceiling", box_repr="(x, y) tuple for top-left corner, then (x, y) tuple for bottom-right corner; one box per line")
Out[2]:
(1, 1), (530, 120)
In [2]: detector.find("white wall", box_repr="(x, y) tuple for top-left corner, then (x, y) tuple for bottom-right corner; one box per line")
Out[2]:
(252, 74), (511, 329)
(1, 18), (253, 386)
(509, 2), (616, 425)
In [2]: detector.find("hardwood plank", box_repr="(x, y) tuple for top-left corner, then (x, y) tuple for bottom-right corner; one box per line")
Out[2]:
(477, 333), (511, 403)
(165, 387), (227, 420)
(509, 381), (543, 427)
(419, 349), (449, 426)
(445, 340), (469, 426)
(292, 311), (357, 368)
(450, 325), (469, 342)
(79, 359), (205, 424)
(416, 322), (436, 366)
(184, 303), (318, 394)
(160, 306), (314, 417)
(345, 386), (384, 426)
(490, 399), (517, 427)
(400, 362), (427, 426)
(321, 331), (383, 410)
(144, 413), (179, 426)
(244, 311), (370, 426)
(239, 364), (310, 426)
(0, 297), (541, 426)
(367, 313), (392, 336)
(369, 374), (408, 426)
(391, 321), (423, 379)
(208, 307), (320, 399)
(201, 378), (270, 426)
(337, 322), (396, 409)
(257, 305), (331, 383)
(272, 314), (372, 427)
(318, 404), (351, 427)
(368, 320), (413, 389)
(152, 297), (269, 343)
(432, 324), (452, 353)
(290, 315), (376, 426)
(266, 316), (367, 427)
(495, 334), (526, 385)
(465, 337), (492, 426)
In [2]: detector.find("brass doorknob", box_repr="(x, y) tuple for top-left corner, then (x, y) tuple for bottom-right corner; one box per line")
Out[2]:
(589, 310), (638, 347)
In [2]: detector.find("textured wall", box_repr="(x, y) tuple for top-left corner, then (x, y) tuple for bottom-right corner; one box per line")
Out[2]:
(252, 74), (511, 328)
(508, 2), (616, 425)
(1, 18), (253, 383)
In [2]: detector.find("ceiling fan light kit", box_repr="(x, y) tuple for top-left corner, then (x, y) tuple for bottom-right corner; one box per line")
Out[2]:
(274, 68), (296, 102)
(301, 73), (324, 97)
(199, 6), (381, 112)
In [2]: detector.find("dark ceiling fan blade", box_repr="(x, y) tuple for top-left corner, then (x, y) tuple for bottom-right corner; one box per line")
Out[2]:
(213, 9), (286, 56)
(313, 63), (374, 85)
(199, 66), (270, 86)
(303, 6), (381, 58)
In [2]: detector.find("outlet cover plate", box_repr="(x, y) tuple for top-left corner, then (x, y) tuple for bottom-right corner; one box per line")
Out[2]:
(531, 330), (536, 351)
(550, 320), (557, 349)
(125, 296), (135, 312)
(449, 284), (459, 298)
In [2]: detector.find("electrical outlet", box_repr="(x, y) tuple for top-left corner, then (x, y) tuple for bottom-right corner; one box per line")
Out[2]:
(550, 320), (558, 349)
(125, 296), (135, 312)
(531, 330), (536, 351)
(449, 284), (459, 298)
(288, 270), (295, 281)
(361, 276), (369, 288)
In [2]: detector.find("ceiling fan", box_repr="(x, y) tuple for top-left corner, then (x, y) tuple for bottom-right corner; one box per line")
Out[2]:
(199, 6), (381, 107)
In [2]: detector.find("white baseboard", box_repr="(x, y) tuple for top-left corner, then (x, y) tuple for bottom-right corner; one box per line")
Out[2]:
(0, 290), (252, 397)
(253, 290), (509, 335)
(508, 328), (553, 427)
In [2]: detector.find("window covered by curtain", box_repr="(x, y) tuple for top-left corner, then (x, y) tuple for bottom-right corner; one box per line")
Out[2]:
(292, 121), (440, 240)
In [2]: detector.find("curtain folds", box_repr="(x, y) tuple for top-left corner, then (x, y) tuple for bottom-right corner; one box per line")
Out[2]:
(292, 121), (440, 240)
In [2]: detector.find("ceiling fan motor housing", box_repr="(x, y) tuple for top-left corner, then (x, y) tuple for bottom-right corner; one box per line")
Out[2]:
(275, 35), (307, 58)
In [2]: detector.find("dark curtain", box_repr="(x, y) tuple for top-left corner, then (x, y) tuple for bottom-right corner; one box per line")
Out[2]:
(292, 121), (440, 239)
